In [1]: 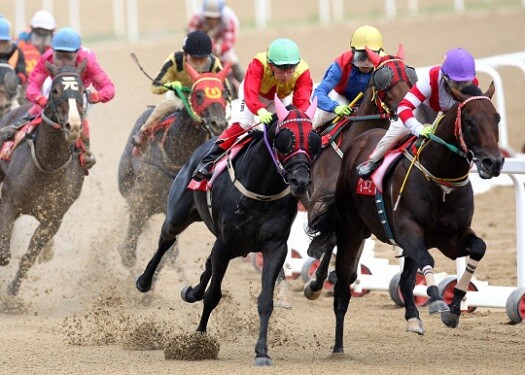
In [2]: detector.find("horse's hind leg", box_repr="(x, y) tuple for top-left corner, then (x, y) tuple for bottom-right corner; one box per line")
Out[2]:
(441, 232), (486, 328)
(181, 253), (213, 303)
(118, 205), (149, 268)
(304, 233), (336, 299)
(8, 219), (61, 296)
(398, 257), (425, 334)
(0, 203), (20, 266)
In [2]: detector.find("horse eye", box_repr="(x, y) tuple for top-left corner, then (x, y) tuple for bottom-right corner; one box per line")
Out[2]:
(406, 67), (418, 85)
(274, 129), (294, 154)
(372, 67), (393, 91)
(195, 91), (204, 106)
(308, 131), (322, 155)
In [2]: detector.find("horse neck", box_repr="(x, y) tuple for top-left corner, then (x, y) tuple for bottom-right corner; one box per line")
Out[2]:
(35, 116), (73, 166)
(341, 87), (388, 141)
(164, 110), (207, 157)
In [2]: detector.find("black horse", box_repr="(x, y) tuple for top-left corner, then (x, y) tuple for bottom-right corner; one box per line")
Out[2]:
(0, 61), (88, 295)
(135, 95), (320, 366)
(118, 63), (230, 268)
(309, 82), (504, 353)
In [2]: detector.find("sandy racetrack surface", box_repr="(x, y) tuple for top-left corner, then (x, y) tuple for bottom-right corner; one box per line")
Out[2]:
(1, 5), (525, 375)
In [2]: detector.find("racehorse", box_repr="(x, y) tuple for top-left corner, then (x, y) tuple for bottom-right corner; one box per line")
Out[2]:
(135, 95), (320, 366)
(0, 60), (87, 296)
(0, 63), (20, 122)
(304, 46), (417, 295)
(309, 82), (503, 353)
(117, 63), (231, 268)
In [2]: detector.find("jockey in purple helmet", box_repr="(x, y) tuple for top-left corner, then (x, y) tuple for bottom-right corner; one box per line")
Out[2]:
(357, 48), (479, 179)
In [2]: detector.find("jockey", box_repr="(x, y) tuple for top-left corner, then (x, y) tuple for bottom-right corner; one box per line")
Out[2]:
(0, 27), (115, 169)
(16, 10), (56, 75)
(193, 37), (313, 181)
(132, 30), (224, 147)
(0, 17), (28, 87)
(187, 0), (244, 83)
(357, 48), (479, 179)
(312, 25), (383, 129)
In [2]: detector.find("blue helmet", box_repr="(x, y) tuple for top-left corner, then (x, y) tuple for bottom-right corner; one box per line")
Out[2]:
(51, 27), (81, 52)
(0, 17), (11, 41)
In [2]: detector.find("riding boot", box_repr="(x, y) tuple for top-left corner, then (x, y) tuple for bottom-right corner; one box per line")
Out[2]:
(81, 138), (96, 169)
(356, 159), (380, 180)
(0, 111), (32, 143)
(192, 122), (244, 181)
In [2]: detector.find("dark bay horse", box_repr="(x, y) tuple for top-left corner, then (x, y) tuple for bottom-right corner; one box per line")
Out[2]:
(0, 63), (20, 122)
(117, 63), (230, 268)
(310, 82), (504, 353)
(304, 46), (417, 295)
(0, 61), (88, 295)
(135, 95), (320, 366)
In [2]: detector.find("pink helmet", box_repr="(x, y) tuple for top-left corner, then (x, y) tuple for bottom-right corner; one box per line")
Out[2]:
(441, 48), (476, 81)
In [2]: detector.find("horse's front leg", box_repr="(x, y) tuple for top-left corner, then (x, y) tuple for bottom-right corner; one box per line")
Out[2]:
(0, 202), (19, 266)
(398, 257), (425, 334)
(195, 240), (230, 332)
(441, 232), (486, 328)
(181, 252), (213, 303)
(118, 202), (149, 268)
(8, 219), (62, 296)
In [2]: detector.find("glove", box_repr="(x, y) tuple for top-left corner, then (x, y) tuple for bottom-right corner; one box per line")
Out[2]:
(419, 124), (435, 138)
(87, 91), (101, 104)
(334, 105), (353, 116)
(36, 95), (47, 108)
(257, 108), (274, 124)
(165, 81), (182, 91)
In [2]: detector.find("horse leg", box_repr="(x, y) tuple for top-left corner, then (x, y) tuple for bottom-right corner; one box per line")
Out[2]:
(0, 203), (19, 266)
(274, 267), (292, 309)
(441, 233), (486, 328)
(181, 253), (213, 303)
(304, 241), (334, 300)
(254, 241), (288, 366)
(135, 234), (176, 293)
(8, 219), (61, 296)
(118, 205), (148, 268)
(398, 257), (425, 334)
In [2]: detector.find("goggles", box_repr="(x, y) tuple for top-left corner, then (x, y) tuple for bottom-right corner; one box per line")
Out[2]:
(352, 49), (378, 69)
(269, 61), (298, 73)
(443, 74), (472, 90)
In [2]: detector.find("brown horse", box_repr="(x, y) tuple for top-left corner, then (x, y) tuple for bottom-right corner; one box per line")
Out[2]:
(117, 63), (230, 268)
(0, 61), (87, 296)
(304, 46), (417, 294)
(309, 82), (504, 353)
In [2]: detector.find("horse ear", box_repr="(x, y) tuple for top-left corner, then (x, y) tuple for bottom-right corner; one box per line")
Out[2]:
(449, 86), (467, 103)
(365, 46), (381, 67)
(306, 97), (317, 120)
(396, 44), (405, 60)
(274, 94), (289, 122)
(77, 58), (88, 75)
(45, 60), (59, 76)
(185, 62), (200, 82)
(485, 81), (495, 99)
(218, 63), (231, 82)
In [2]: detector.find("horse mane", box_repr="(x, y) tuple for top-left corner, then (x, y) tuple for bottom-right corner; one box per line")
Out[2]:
(460, 84), (483, 96)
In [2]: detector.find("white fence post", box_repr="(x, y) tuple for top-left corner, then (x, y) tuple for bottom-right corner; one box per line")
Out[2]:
(126, 0), (138, 42)
(319, 0), (330, 24)
(385, 0), (396, 19)
(112, 0), (125, 38)
(68, 0), (81, 32)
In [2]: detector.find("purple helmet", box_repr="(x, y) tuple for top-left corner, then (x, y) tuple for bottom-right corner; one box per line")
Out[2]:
(441, 48), (476, 81)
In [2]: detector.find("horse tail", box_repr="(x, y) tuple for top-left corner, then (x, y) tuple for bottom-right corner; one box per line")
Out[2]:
(306, 193), (336, 246)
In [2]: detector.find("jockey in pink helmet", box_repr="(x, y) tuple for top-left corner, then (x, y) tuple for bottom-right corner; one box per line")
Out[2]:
(1, 27), (115, 170)
(357, 48), (478, 179)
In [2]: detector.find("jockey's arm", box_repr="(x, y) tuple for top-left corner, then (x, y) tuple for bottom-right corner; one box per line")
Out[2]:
(314, 63), (342, 113)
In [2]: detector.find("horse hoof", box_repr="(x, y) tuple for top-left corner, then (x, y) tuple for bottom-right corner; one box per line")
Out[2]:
(135, 274), (151, 293)
(428, 300), (450, 315)
(181, 285), (195, 303)
(255, 356), (272, 366)
(303, 280), (322, 300)
(0, 252), (11, 266)
(7, 281), (20, 296)
(406, 317), (425, 335)
(441, 311), (460, 328)
(118, 244), (136, 268)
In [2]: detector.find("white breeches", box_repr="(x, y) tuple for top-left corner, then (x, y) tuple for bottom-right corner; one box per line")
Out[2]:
(312, 90), (349, 129)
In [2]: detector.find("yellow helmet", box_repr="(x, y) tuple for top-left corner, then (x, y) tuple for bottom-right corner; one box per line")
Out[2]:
(350, 25), (383, 51)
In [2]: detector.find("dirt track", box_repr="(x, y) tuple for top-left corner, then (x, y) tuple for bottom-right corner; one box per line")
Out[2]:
(1, 8), (525, 375)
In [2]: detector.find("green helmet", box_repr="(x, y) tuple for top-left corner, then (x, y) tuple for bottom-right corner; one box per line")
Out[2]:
(267, 38), (300, 66)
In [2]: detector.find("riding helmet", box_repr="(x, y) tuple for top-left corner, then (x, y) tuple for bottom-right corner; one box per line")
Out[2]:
(441, 48), (476, 81)
(267, 38), (301, 66)
(182, 30), (212, 57)
(30, 10), (56, 31)
(0, 18), (11, 41)
(202, 0), (225, 18)
(350, 25), (383, 51)
(52, 27), (81, 52)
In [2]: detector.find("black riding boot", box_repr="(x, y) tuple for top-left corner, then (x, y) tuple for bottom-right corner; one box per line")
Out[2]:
(356, 159), (380, 180)
(0, 111), (32, 143)
(192, 143), (224, 181)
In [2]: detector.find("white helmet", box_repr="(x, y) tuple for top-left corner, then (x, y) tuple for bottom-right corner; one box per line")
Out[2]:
(30, 10), (56, 31)
(202, 0), (225, 18)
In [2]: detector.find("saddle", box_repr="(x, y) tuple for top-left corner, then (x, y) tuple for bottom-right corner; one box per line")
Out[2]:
(319, 117), (351, 149)
(132, 112), (178, 157)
